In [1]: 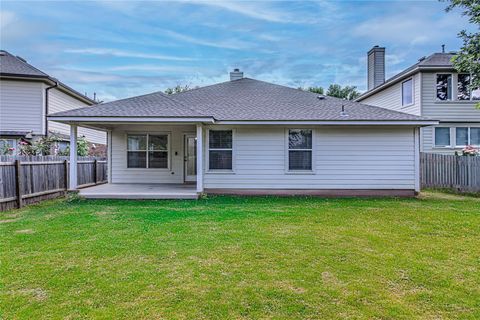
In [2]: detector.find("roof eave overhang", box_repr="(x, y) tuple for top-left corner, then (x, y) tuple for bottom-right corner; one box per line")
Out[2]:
(210, 120), (439, 126)
(356, 65), (456, 101)
(47, 116), (216, 124)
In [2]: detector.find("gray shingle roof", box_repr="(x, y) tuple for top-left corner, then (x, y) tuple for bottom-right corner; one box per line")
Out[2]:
(50, 78), (432, 122)
(49, 91), (207, 118)
(170, 78), (428, 121)
(0, 50), (48, 77)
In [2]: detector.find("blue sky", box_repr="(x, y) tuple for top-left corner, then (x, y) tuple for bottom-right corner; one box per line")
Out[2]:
(0, 0), (471, 101)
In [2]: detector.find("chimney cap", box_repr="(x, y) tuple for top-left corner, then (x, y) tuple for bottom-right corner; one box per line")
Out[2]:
(230, 68), (244, 81)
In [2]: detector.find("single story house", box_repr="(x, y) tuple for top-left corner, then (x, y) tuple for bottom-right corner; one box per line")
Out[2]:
(48, 70), (438, 199)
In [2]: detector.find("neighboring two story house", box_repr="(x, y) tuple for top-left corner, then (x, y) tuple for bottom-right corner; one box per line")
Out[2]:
(0, 50), (106, 155)
(357, 46), (480, 154)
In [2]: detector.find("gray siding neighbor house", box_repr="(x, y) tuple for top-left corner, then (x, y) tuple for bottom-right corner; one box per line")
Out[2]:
(48, 70), (437, 199)
(357, 46), (480, 154)
(0, 50), (106, 154)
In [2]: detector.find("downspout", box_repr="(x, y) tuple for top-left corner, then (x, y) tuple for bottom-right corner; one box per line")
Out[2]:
(45, 80), (59, 136)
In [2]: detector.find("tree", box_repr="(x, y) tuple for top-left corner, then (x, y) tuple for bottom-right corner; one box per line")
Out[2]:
(443, 0), (480, 107)
(326, 84), (361, 100)
(303, 86), (324, 94)
(164, 85), (192, 95)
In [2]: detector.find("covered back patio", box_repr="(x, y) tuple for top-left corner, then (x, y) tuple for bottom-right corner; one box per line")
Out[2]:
(61, 118), (212, 200)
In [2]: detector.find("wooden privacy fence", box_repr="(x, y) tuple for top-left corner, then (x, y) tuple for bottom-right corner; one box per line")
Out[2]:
(421, 153), (480, 193)
(0, 156), (107, 211)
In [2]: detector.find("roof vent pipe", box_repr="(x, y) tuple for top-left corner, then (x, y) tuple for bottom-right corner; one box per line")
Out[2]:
(340, 105), (348, 117)
(230, 68), (243, 81)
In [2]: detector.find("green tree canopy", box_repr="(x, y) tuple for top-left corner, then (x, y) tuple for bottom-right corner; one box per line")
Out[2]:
(164, 85), (193, 95)
(443, 0), (480, 107)
(326, 84), (361, 100)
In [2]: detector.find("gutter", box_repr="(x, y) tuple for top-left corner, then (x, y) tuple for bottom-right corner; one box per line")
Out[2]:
(44, 80), (59, 136)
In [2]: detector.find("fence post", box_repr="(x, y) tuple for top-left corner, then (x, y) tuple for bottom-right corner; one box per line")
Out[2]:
(93, 159), (98, 184)
(15, 160), (23, 208)
(64, 159), (69, 193)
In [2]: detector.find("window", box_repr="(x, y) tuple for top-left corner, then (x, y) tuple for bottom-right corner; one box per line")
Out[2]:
(456, 127), (469, 146)
(208, 130), (232, 170)
(458, 74), (471, 101)
(402, 79), (413, 106)
(0, 139), (17, 155)
(436, 74), (452, 101)
(434, 127), (450, 147)
(455, 127), (480, 147)
(458, 74), (480, 101)
(471, 128), (480, 146)
(127, 134), (168, 168)
(288, 129), (312, 171)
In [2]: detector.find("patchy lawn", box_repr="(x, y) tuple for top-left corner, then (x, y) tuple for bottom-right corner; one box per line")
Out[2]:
(1, 191), (479, 319)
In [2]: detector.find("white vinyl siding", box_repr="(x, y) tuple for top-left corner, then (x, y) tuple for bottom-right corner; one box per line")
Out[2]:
(110, 124), (195, 183)
(421, 72), (480, 122)
(0, 80), (44, 134)
(360, 73), (421, 116)
(203, 125), (416, 190)
(48, 88), (106, 144)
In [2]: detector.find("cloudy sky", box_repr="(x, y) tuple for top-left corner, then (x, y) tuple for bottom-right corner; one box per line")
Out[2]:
(0, 0), (471, 101)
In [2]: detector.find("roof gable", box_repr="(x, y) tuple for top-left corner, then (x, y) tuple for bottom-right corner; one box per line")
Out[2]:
(0, 50), (48, 77)
(0, 50), (95, 104)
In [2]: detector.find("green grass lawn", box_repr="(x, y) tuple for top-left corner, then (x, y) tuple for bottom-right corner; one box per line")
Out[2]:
(1, 191), (479, 319)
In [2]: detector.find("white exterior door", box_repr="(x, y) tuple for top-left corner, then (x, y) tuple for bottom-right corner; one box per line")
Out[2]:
(184, 134), (197, 182)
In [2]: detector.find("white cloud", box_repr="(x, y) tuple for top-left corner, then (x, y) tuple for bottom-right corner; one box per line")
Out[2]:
(187, 0), (291, 23)
(0, 10), (16, 29)
(64, 48), (197, 61)
(160, 29), (254, 50)
(352, 9), (468, 46)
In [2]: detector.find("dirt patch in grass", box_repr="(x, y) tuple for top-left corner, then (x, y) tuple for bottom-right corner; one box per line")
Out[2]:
(0, 217), (20, 224)
(15, 229), (35, 234)
(9, 288), (48, 302)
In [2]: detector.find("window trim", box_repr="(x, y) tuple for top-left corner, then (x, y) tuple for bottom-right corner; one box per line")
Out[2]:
(401, 78), (414, 107)
(206, 128), (235, 173)
(433, 126), (452, 148)
(285, 128), (315, 174)
(125, 132), (171, 170)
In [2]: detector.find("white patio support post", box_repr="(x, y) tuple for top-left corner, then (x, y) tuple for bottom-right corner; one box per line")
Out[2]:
(196, 124), (204, 193)
(69, 124), (78, 190)
(414, 127), (420, 193)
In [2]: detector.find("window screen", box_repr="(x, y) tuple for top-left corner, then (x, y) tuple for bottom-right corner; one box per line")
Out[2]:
(288, 129), (312, 171)
(435, 127), (450, 147)
(209, 130), (232, 170)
